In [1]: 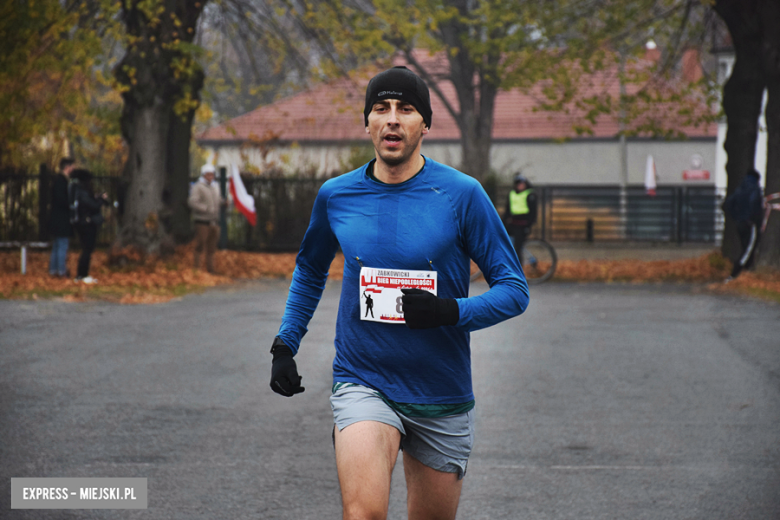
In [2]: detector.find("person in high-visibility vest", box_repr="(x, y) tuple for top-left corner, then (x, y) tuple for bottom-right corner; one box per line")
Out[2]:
(505, 173), (538, 264)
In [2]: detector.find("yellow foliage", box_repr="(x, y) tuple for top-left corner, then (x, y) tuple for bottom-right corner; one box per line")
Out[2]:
(0, 0), (125, 170)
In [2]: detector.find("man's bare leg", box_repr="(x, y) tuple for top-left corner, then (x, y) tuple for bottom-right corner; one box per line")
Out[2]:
(334, 421), (401, 520)
(404, 451), (463, 520)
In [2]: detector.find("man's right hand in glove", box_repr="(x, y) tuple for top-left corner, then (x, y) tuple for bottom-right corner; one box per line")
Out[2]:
(270, 337), (305, 397)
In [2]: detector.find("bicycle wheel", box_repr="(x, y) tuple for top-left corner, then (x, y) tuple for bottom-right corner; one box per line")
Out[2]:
(521, 239), (557, 284)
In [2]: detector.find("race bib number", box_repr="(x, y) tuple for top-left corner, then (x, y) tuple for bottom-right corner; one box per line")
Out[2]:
(359, 267), (437, 324)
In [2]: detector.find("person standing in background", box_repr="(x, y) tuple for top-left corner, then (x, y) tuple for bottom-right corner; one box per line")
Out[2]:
(188, 164), (225, 273)
(70, 169), (109, 284)
(505, 173), (537, 264)
(723, 169), (764, 281)
(48, 158), (75, 277)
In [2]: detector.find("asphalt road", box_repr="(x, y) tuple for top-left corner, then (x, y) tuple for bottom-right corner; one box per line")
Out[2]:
(1, 280), (779, 519)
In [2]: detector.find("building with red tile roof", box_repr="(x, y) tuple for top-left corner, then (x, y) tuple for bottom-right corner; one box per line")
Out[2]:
(198, 50), (718, 186)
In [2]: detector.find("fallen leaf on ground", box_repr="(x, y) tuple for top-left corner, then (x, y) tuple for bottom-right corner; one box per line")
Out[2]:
(1, 246), (777, 303)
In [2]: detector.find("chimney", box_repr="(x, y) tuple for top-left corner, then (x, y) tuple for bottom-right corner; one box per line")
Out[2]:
(644, 40), (661, 63)
(682, 48), (703, 83)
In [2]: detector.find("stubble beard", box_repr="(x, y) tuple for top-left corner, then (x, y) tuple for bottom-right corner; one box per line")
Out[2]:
(374, 133), (423, 168)
(377, 151), (408, 167)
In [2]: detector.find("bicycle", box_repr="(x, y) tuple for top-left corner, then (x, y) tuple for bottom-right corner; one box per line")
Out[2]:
(470, 239), (557, 284)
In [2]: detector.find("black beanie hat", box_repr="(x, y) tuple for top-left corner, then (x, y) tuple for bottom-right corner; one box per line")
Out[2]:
(364, 66), (432, 128)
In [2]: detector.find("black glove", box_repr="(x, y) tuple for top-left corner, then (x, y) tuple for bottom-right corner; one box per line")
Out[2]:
(270, 337), (305, 397)
(400, 288), (459, 329)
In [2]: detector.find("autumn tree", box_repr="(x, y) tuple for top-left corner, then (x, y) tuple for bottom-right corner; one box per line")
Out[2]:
(114, 0), (317, 253)
(114, 0), (207, 253)
(762, 1), (780, 268)
(0, 0), (312, 254)
(285, 0), (717, 180)
(0, 0), (124, 171)
(195, 1), (312, 124)
(288, 0), (567, 179)
(0, 0), (210, 251)
(713, 0), (780, 268)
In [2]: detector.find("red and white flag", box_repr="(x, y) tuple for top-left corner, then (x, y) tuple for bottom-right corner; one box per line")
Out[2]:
(645, 154), (657, 196)
(229, 165), (256, 226)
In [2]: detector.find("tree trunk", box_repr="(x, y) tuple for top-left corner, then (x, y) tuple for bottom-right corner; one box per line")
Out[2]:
(164, 63), (203, 244)
(463, 75), (498, 181)
(459, 109), (493, 180)
(720, 54), (765, 260)
(758, 78), (780, 267)
(165, 106), (196, 244)
(433, 0), (496, 181)
(714, 0), (765, 261)
(114, 0), (206, 256)
(119, 102), (171, 255)
(755, 0), (780, 268)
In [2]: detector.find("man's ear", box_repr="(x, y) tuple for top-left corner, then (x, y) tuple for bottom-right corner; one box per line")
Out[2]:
(365, 126), (370, 134)
(422, 125), (429, 135)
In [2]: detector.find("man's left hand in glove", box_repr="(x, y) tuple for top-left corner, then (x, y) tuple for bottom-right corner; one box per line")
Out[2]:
(400, 288), (459, 329)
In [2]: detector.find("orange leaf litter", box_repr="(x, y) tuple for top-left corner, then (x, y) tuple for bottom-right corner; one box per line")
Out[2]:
(1, 245), (778, 304)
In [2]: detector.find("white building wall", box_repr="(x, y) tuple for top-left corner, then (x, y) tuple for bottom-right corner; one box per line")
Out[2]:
(491, 142), (621, 185)
(203, 139), (717, 186)
(466, 140), (715, 186)
(626, 140), (717, 187)
(204, 143), (362, 176)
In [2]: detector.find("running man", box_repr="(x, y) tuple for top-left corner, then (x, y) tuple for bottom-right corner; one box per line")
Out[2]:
(269, 66), (529, 520)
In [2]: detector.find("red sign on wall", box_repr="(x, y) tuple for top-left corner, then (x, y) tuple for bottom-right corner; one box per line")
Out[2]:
(682, 169), (710, 181)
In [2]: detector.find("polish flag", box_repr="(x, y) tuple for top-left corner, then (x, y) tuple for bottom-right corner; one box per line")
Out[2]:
(645, 155), (657, 196)
(229, 165), (256, 226)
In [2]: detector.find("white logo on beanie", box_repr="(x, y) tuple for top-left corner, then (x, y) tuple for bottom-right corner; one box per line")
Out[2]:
(378, 91), (402, 97)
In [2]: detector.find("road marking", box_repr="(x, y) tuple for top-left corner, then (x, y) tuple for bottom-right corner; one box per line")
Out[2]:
(484, 465), (731, 471)
(551, 465), (661, 470)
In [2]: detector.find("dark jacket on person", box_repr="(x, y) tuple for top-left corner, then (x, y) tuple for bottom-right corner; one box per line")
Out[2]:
(723, 173), (763, 226)
(49, 173), (72, 237)
(70, 173), (107, 226)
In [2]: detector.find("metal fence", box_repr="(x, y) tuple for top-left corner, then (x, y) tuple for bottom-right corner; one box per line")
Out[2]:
(224, 179), (724, 251)
(2, 166), (725, 251)
(0, 167), (43, 243)
(0, 166), (122, 246)
(512, 185), (725, 244)
(223, 176), (324, 251)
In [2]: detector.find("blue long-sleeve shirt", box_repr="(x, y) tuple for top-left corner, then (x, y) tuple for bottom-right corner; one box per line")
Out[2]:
(278, 158), (529, 405)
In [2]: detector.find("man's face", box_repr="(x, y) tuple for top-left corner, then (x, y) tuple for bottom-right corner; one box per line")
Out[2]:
(204, 172), (215, 184)
(516, 182), (526, 192)
(63, 164), (74, 177)
(366, 99), (429, 167)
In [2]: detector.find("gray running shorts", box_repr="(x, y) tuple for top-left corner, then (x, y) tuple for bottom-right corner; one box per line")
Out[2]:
(329, 384), (475, 479)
